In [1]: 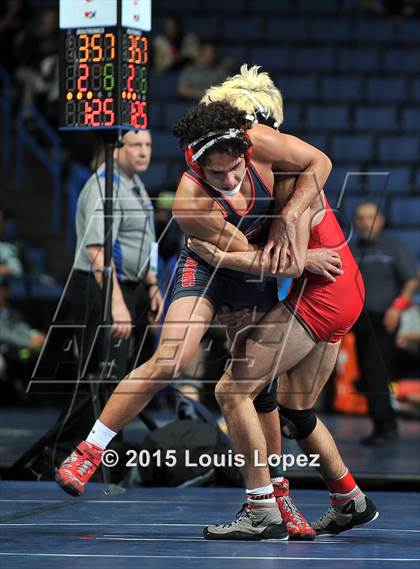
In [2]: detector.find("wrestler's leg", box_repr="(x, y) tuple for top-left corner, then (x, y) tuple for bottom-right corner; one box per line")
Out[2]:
(217, 303), (316, 489)
(279, 341), (378, 534)
(204, 305), (315, 540)
(100, 296), (214, 431)
(56, 296), (214, 496)
(279, 341), (344, 479)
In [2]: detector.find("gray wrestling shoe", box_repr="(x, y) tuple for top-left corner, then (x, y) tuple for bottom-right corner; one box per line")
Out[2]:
(204, 502), (289, 541)
(311, 494), (379, 536)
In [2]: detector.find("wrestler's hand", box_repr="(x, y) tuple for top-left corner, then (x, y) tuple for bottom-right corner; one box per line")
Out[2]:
(305, 248), (343, 283)
(262, 212), (297, 274)
(187, 237), (221, 266)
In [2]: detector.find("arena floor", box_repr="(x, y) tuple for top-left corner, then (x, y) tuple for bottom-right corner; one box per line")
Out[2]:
(1, 482), (419, 569)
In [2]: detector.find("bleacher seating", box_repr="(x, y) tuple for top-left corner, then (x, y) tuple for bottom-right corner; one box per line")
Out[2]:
(320, 77), (362, 101)
(402, 108), (420, 131)
(276, 75), (317, 102)
(367, 78), (407, 102)
(325, 164), (362, 194)
(355, 19), (396, 42)
(294, 47), (335, 71)
(145, 2), (420, 262)
(365, 167), (411, 193)
(307, 104), (349, 129)
(338, 47), (380, 72)
(250, 47), (290, 70)
(184, 17), (220, 40)
(399, 20), (420, 43)
(384, 49), (420, 73)
(223, 18), (263, 40)
(332, 135), (373, 161)
(386, 229), (420, 261)
(281, 104), (302, 130)
(389, 197), (420, 227)
(267, 18), (308, 41)
(309, 18), (353, 42)
(355, 106), (398, 131)
(378, 136), (419, 162)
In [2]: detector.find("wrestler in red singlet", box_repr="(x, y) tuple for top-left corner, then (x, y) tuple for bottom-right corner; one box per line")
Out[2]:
(285, 196), (365, 343)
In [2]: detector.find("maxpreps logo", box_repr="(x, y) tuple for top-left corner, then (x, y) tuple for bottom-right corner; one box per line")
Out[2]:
(84, 0), (96, 19)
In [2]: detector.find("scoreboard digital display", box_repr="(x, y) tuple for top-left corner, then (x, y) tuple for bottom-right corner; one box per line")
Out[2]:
(59, 0), (151, 130)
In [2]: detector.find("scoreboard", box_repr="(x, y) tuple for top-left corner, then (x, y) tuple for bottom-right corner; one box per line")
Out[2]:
(59, 0), (151, 130)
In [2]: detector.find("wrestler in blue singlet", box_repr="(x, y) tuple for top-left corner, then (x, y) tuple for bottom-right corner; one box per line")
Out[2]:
(171, 162), (278, 312)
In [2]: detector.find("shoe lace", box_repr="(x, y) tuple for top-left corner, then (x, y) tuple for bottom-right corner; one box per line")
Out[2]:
(220, 503), (251, 528)
(69, 447), (99, 477)
(279, 495), (305, 525)
(76, 458), (96, 477)
(316, 505), (340, 526)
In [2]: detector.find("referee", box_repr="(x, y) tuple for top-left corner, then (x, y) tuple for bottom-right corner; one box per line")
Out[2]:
(69, 129), (163, 388)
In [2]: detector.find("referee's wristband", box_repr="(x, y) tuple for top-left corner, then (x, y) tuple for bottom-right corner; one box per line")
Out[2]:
(392, 297), (412, 311)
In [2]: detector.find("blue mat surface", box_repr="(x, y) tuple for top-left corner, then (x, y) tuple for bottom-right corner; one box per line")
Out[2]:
(1, 482), (419, 569)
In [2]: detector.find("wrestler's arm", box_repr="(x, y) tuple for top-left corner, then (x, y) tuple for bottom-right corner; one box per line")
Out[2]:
(172, 173), (250, 252)
(251, 124), (332, 272)
(189, 207), (311, 277)
(251, 125), (332, 219)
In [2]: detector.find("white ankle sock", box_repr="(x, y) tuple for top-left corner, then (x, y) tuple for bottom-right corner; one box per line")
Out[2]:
(246, 483), (276, 504)
(86, 420), (117, 449)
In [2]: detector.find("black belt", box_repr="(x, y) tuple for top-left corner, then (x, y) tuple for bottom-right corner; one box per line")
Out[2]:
(73, 270), (142, 288)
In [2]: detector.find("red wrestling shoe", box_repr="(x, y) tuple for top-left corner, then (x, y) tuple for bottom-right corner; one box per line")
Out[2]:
(274, 479), (316, 541)
(55, 441), (103, 496)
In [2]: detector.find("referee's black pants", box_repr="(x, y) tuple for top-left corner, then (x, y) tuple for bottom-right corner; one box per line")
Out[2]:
(55, 270), (153, 443)
(353, 311), (397, 428)
(68, 270), (152, 381)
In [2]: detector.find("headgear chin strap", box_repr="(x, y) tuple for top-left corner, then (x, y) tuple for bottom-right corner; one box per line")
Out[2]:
(206, 167), (247, 196)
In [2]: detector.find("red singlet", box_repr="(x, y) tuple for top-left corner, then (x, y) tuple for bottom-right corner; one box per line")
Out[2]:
(285, 197), (365, 343)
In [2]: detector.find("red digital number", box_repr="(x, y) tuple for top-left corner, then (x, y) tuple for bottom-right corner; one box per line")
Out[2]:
(103, 98), (115, 126)
(83, 101), (91, 125)
(91, 98), (102, 126)
(131, 101), (148, 129)
(127, 64), (135, 92)
(77, 63), (89, 92)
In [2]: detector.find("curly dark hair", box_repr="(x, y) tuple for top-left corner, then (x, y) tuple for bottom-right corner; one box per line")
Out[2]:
(172, 101), (252, 165)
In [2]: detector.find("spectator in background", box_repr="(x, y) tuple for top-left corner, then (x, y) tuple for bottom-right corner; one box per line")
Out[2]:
(177, 44), (231, 101)
(0, 0), (32, 74)
(153, 15), (199, 74)
(0, 275), (45, 396)
(0, 210), (24, 279)
(0, 209), (56, 287)
(350, 202), (418, 445)
(13, 7), (58, 122)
